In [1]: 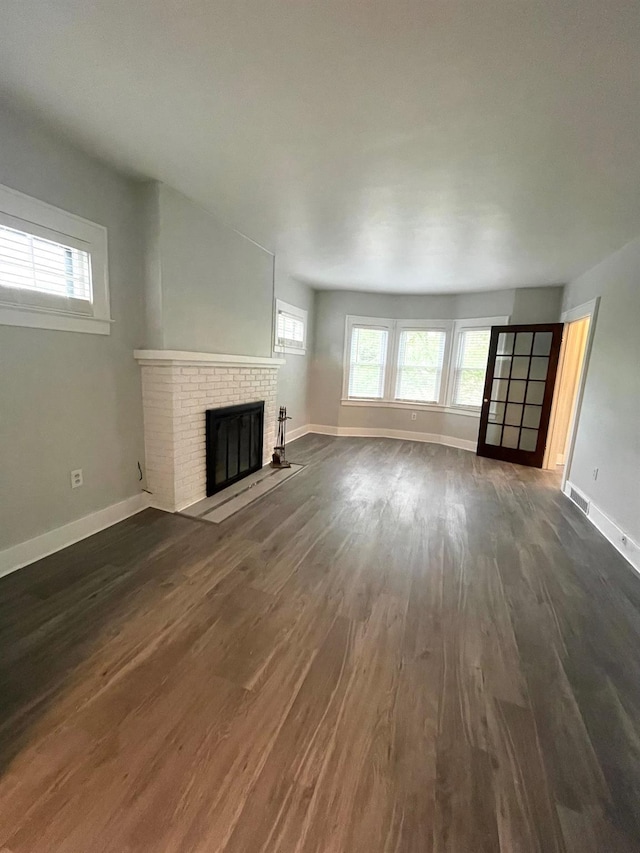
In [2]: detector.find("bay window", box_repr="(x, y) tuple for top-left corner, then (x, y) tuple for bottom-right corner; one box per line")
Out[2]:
(343, 314), (508, 413)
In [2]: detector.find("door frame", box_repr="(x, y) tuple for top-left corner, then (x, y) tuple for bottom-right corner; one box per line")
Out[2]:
(544, 297), (600, 489)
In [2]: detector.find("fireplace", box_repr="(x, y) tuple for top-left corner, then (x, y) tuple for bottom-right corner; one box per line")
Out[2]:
(206, 401), (265, 496)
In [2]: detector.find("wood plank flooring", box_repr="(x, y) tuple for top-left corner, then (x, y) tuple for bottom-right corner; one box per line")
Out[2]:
(1, 435), (640, 852)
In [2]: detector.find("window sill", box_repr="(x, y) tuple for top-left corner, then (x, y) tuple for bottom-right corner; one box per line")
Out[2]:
(274, 345), (306, 356)
(0, 303), (112, 335)
(340, 399), (481, 418)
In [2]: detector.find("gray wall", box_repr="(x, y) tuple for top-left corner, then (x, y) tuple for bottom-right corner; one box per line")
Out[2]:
(143, 183), (274, 357)
(273, 261), (315, 432)
(310, 286), (563, 439)
(563, 238), (640, 543)
(0, 100), (146, 551)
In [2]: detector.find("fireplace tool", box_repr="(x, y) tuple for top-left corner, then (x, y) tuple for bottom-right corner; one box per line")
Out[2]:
(271, 406), (292, 468)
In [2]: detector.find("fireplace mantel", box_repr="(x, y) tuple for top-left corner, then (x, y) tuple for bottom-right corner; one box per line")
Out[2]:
(134, 349), (285, 369)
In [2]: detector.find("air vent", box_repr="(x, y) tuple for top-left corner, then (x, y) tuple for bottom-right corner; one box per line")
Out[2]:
(569, 487), (590, 515)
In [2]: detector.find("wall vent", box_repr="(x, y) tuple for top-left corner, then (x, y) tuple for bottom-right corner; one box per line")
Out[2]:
(569, 487), (590, 515)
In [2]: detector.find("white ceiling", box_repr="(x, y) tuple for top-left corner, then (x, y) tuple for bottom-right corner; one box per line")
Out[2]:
(1, 0), (639, 293)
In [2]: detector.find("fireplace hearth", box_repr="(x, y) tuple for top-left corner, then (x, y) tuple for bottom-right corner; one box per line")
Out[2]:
(206, 401), (265, 496)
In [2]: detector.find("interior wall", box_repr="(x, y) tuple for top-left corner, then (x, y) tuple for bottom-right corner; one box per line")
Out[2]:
(273, 260), (315, 433)
(0, 99), (146, 552)
(142, 183), (274, 357)
(563, 236), (640, 544)
(310, 286), (563, 441)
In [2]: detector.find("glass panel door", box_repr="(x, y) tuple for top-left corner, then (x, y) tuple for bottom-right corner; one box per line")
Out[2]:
(477, 324), (563, 467)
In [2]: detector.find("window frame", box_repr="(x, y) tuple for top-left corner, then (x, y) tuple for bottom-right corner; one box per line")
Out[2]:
(273, 298), (308, 355)
(342, 313), (509, 416)
(445, 316), (509, 411)
(342, 316), (394, 400)
(0, 183), (111, 335)
(391, 319), (452, 405)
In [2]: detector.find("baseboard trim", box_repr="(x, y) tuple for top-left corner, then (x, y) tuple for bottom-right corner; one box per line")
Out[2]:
(307, 424), (477, 453)
(0, 493), (150, 580)
(563, 480), (640, 575)
(287, 424), (312, 443)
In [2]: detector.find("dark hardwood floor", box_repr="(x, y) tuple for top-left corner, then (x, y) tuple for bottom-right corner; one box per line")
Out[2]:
(1, 435), (640, 852)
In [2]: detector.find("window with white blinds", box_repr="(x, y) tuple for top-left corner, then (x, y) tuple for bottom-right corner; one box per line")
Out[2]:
(0, 183), (110, 335)
(452, 328), (492, 408)
(348, 326), (389, 398)
(0, 223), (92, 307)
(343, 315), (508, 411)
(396, 329), (447, 403)
(274, 299), (307, 353)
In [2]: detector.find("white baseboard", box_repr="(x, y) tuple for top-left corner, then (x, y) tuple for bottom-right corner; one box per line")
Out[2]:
(307, 424), (477, 453)
(563, 481), (640, 575)
(288, 424), (312, 442)
(0, 493), (150, 580)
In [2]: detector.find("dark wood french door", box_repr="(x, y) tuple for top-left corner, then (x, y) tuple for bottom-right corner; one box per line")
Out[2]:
(477, 323), (563, 468)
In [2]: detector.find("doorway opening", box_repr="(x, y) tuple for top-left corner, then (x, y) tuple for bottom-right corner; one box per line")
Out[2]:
(543, 299), (599, 484)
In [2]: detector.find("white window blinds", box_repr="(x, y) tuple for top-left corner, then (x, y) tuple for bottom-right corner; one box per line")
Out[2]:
(395, 329), (446, 403)
(348, 326), (388, 398)
(276, 309), (305, 349)
(0, 223), (92, 311)
(452, 328), (491, 407)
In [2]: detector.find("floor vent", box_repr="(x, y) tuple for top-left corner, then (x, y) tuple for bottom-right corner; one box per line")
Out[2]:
(569, 487), (590, 515)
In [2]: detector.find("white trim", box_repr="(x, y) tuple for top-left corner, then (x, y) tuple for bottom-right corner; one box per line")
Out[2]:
(0, 304), (112, 334)
(287, 423), (312, 442)
(340, 399), (480, 418)
(134, 349), (286, 368)
(561, 298), (599, 325)
(0, 493), (149, 580)
(307, 424), (477, 452)
(278, 345), (307, 356)
(563, 481), (640, 575)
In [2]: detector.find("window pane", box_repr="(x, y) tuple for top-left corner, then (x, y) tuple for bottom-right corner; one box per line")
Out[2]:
(486, 423), (502, 445)
(453, 329), (491, 407)
(276, 311), (305, 347)
(502, 426), (520, 448)
(492, 378), (509, 401)
(508, 380), (526, 403)
(348, 326), (388, 398)
(505, 403), (523, 425)
(526, 381), (545, 405)
(497, 332), (514, 355)
(532, 331), (553, 356)
(520, 428), (538, 451)
(0, 223), (92, 301)
(529, 357), (548, 380)
(494, 356), (511, 378)
(488, 401), (505, 423)
(523, 405), (542, 429)
(396, 329), (446, 402)
(511, 356), (530, 380)
(514, 332), (533, 355)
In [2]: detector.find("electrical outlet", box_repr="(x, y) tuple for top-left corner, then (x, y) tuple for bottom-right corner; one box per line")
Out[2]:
(411, 412), (417, 421)
(71, 469), (83, 489)
(593, 468), (599, 480)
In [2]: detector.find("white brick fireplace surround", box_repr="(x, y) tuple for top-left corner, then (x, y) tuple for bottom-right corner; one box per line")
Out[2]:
(134, 350), (285, 513)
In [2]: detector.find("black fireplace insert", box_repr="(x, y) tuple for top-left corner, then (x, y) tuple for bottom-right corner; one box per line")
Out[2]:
(205, 401), (265, 496)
